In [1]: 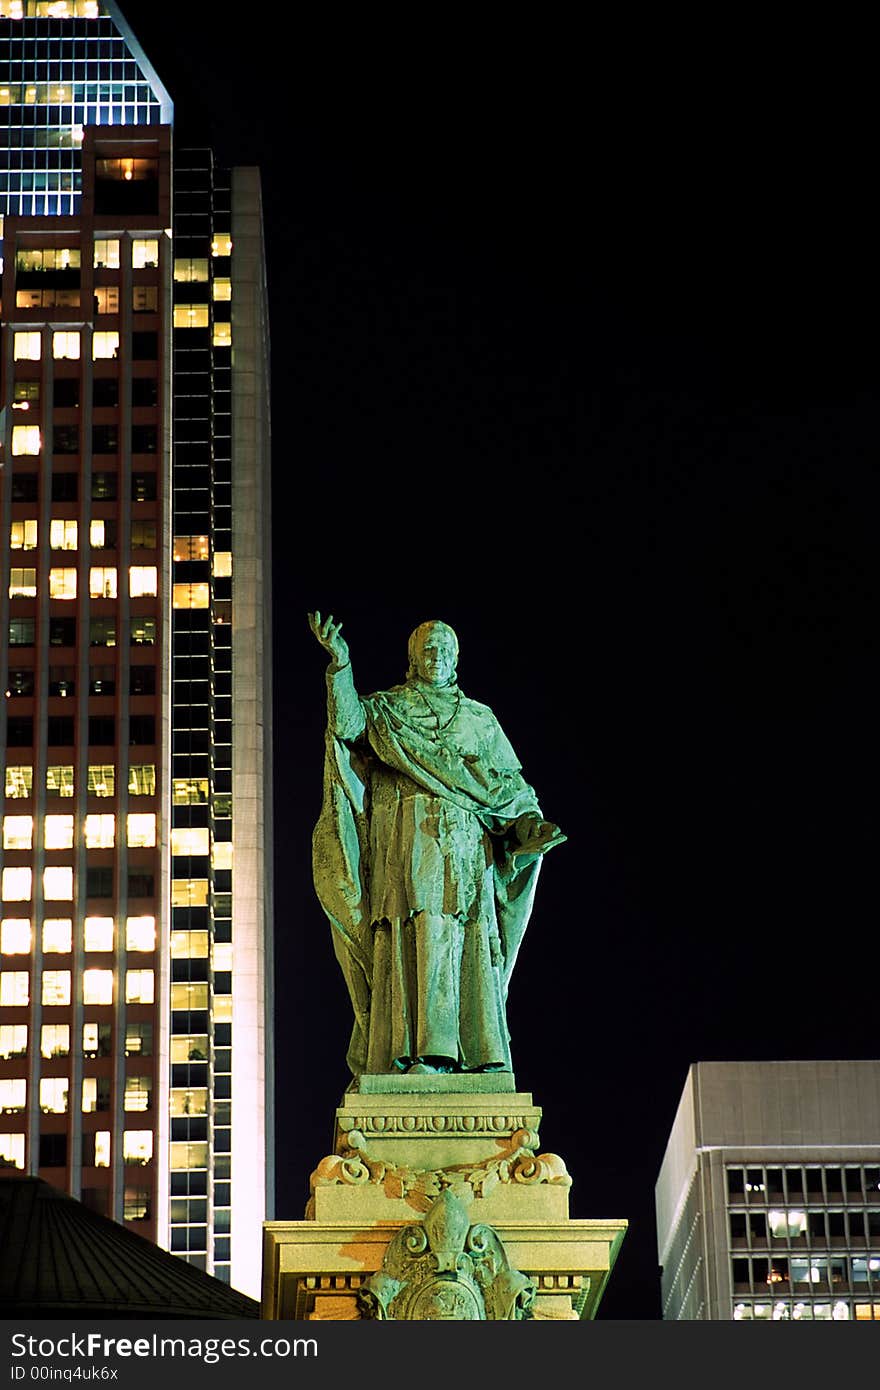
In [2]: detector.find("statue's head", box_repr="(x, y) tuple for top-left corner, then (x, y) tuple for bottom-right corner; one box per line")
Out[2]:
(407, 620), (459, 687)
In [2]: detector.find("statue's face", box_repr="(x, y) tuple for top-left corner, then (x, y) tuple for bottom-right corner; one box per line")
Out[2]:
(413, 627), (457, 686)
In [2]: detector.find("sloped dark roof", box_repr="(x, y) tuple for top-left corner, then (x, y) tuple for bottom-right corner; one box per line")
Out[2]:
(0, 1178), (259, 1318)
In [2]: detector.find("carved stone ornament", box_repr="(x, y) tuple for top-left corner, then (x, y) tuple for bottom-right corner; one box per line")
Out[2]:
(307, 1126), (571, 1217)
(357, 1189), (537, 1321)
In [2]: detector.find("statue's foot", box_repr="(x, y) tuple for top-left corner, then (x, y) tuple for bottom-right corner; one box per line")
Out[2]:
(408, 1056), (456, 1074)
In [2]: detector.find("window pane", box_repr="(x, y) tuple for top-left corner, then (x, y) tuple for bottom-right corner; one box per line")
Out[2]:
(42, 919), (73, 953)
(82, 969), (113, 1005)
(0, 919), (31, 954)
(45, 815), (74, 849)
(127, 814), (156, 847)
(83, 917), (113, 952)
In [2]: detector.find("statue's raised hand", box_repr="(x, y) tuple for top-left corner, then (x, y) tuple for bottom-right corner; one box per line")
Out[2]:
(308, 611), (350, 668)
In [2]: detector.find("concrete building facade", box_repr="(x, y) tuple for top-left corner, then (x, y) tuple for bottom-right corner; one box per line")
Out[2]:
(656, 1061), (880, 1320)
(0, 1), (272, 1299)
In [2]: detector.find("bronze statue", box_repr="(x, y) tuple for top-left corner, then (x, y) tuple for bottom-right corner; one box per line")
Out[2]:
(309, 612), (565, 1077)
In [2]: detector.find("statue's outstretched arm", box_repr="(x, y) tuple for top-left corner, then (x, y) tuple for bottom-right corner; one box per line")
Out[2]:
(308, 611), (364, 741)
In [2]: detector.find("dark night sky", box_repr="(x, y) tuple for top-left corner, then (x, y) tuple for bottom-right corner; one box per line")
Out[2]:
(119, 6), (875, 1317)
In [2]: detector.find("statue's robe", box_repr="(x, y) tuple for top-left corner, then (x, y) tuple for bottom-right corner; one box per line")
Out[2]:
(312, 664), (543, 1076)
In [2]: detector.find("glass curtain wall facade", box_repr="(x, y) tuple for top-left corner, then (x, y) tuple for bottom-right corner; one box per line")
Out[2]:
(0, 1), (272, 1299)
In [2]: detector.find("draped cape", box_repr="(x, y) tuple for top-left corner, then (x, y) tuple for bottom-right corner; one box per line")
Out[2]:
(312, 675), (543, 1075)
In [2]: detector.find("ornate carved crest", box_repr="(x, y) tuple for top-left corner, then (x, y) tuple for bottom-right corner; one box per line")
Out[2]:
(357, 1190), (536, 1321)
(308, 1125), (571, 1216)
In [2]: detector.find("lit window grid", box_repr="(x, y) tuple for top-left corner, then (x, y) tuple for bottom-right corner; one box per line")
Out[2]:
(725, 1163), (880, 1320)
(0, 24), (168, 219)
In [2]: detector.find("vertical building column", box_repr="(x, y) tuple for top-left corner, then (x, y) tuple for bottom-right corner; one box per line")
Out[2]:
(228, 166), (274, 1299)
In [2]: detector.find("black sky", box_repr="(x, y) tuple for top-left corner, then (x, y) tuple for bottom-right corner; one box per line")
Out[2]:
(117, 5), (876, 1318)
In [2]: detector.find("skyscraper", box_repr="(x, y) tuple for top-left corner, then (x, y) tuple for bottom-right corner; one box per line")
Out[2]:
(656, 1061), (880, 1321)
(0, 0), (272, 1299)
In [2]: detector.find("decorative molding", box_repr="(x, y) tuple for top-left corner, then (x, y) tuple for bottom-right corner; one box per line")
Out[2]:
(337, 1112), (536, 1138)
(308, 1126), (570, 1216)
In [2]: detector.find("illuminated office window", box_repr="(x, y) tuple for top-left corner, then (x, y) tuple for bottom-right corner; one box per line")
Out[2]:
(0, 919), (31, 954)
(87, 766), (115, 798)
(49, 568), (77, 600)
(94, 239), (120, 269)
(5, 768), (33, 800)
(212, 943), (233, 972)
(172, 779), (208, 805)
(93, 285), (119, 315)
(52, 332), (80, 361)
(170, 1142), (208, 1170)
(11, 428), (41, 458)
(0, 972), (29, 1006)
(172, 583), (209, 610)
(125, 1023), (152, 1057)
(211, 235), (233, 257)
(83, 918), (113, 952)
(170, 982), (208, 1010)
(212, 277), (232, 302)
(173, 304), (209, 329)
(212, 842), (233, 871)
(42, 919), (72, 953)
(125, 969), (154, 1004)
(127, 814), (156, 848)
(92, 332), (119, 361)
(173, 258), (209, 282)
(212, 322), (232, 349)
(124, 1076), (152, 1112)
(0, 1079), (26, 1111)
(132, 285), (157, 313)
(173, 536), (209, 562)
(123, 1130), (153, 1164)
(9, 568), (37, 597)
(3, 817), (33, 851)
(94, 1132), (111, 1168)
(13, 332), (41, 361)
(131, 240), (158, 269)
(82, 969), (113, 1005)
(45, 815), (74, 849)
(89, 520), (113, 549)
(0, 1134), (25, 1169)
(46, 768), (74, 799)
(128, 766), (156, 797)
(171, 827), (209, 857)
(10, 521), (38, 551)
(213, 551), (233, 577)
(81, 1077), (98, 1112)
(170, 1088), (207, 1117)
(0, 1026), (28, 1060)
(130, 618), (157, 646)
(2, 869), (32, 902)
(89, 567), (117, 599)
(84, 815), (115, 849)
(43, 867), (73, 901)
(82, 1023), (111, 1060)
(171, 880), (208, 908)
(129, 566), (158, 597)
(126, 917), (156, 952)
(170, 1036), (208, 1064)
(40, 1024), (69, 1059)
(39, 1077), (68, 1114)
(170, 931), (208, 960)
(42, 970), (71, 1007)
(213, 996), (233, 1023)
(49, 519), (78, 550)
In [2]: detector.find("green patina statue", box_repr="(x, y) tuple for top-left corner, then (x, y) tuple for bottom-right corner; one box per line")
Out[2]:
(309, 612), (565, 1078)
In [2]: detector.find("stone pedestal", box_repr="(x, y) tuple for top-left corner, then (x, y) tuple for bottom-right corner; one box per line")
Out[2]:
(262, 1075), (627, 1320)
